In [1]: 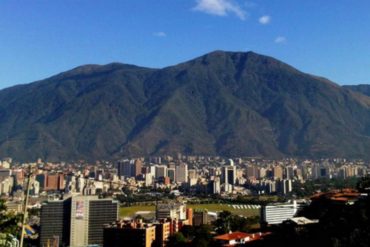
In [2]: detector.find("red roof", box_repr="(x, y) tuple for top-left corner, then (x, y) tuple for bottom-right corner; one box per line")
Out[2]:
(214, 231), (271, 242)
(214, 232), (250, 241)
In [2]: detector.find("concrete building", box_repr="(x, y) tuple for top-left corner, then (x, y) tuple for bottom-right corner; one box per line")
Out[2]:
(133, 159), (143, 177)
(222, 162), (236, 192)
(154, 220), (171, 247)
(70, 196), (119, 247)
(193, 209), (209, 226)
(167, 168), (176, 183)
(155, 165), (167, 180)
(273, 166), (283, 180)
(156, 202), (186, 220)
(40, 197), (72, 247)
(45, 173), (65, 191)
(208, 177), (221, 194)
(117, 159), (132, 178)
(175, 164), (188, 184)
(103, 220), (156, 247)
(261, 201), (305, 225)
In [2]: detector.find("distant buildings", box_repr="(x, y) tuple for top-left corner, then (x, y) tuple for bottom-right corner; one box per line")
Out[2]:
(117, 159), (143, 179)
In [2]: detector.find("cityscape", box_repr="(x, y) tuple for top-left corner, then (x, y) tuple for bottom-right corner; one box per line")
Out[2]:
(1, 156), (369, 246)
(1, 0), (370, 247)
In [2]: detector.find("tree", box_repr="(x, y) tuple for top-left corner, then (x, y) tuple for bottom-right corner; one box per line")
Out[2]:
(0, 199), (22, 242)
(167, 232), (187, 247)
(214, 210), (232, 234)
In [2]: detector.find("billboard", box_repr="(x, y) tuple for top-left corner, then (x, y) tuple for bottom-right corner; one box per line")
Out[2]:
(75, 201), (84, 219)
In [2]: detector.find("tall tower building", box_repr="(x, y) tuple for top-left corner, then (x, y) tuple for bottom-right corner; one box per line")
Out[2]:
(167, 168), (176, 182)
(40, 197), (72, 247)
(273, 166), (283, 180)
(175, 164), (188, 184)
(134, 159), (143, 177)
(222, 161), (236, 192)
(117, 159), (131, 178)
(155, 165), (167, 180)
(70, 196), (119, 247)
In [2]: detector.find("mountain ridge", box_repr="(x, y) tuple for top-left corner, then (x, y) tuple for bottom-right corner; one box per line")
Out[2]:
(1, 50), (370, 161)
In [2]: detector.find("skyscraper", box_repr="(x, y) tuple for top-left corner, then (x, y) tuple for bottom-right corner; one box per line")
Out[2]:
(222, 161), (236, 192)
(134, 159), (143, 177)
(175, 164), (188, 184)
(40, 197), (72, 247)
(155, 165), (167, 180)
(117, 159), (132, 178)
(70, 196), (119, 247)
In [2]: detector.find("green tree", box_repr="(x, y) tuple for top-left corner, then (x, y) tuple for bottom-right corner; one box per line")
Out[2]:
(0, 199), (22, 241)
(214, 210), (233, 234)
(167, 232), (187, 247)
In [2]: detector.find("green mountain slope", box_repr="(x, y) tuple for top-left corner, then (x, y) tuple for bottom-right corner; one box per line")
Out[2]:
(1, 51), (370, 161)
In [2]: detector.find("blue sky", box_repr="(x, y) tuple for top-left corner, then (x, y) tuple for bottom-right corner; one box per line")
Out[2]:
(1, 0), (369, 89)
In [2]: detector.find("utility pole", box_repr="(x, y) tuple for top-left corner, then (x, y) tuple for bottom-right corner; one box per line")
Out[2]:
(20, 164), (34, 247)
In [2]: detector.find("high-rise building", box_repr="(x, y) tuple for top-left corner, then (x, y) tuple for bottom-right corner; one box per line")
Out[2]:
(167, 168), (176, 182)
(36, 173), (46, 190)
(175, 164), (188, 184)
(156, 202), (186, 220)
(155, 165), (167, 180)
(154, 220), (171, 247)
(0, 168), (11, 181)
(70, 196), (119, 247)
(222, 163), (236, 192)
(193, 210), (209, 226)
(103, 220), (156, 247)
(273, 166), (283, 180)
(186, 208), (193, 226)
(44, 173), (65, 191)
(277, 179), (293, 195)
(117, 159), (132, 178)
(208, 177), (221, 194)
(134, 159), (143, 177)
(40, 197), (72, 247)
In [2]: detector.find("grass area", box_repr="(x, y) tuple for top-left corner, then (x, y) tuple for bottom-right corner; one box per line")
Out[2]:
(120, 205), (155, 218)
(120, 203), (259, 218)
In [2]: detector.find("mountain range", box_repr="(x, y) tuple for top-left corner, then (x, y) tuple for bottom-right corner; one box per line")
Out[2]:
(1, 51), (370, 161)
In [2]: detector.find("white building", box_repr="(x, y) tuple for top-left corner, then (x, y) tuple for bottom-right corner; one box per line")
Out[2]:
(156, 202), (186, 220)
(261, 200), (306, 225)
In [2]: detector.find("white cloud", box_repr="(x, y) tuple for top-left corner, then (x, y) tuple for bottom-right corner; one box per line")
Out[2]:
(193, 0), (247, 20)
(259, 15), (271, 25)
(274, 36), (287, 44)
(153, 32), (167, 37)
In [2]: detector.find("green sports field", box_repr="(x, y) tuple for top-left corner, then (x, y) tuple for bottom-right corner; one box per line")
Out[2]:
(120, 203), (259, 218)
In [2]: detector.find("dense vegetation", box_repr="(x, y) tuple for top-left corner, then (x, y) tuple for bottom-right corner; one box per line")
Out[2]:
(2, 51), (370, 161)
(167, 211), (259, 247)
(249, 176), (370, 247)
(0, 199), (22, 243)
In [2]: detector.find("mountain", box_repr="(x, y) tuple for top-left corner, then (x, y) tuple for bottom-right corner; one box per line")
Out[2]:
(343, 84), (370, 97)
(2, 51), (370, 161)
